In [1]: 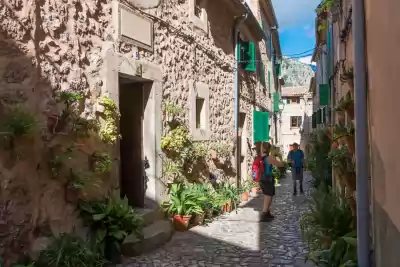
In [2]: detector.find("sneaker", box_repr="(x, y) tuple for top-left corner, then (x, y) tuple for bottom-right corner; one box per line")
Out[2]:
(300, 190), (305, 195)
(260, 212), (274, 222)
(293, 191), (297, 196)
(266, 211), (275, 219)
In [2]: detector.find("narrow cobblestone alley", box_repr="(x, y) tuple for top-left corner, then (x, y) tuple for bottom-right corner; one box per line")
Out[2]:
(121, 173), (314, 267)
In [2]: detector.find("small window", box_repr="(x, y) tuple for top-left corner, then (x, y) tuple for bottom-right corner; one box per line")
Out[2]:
(290, 116), (302, 128)
(195, 0), (203, 18)
(196, 97), (205, 129)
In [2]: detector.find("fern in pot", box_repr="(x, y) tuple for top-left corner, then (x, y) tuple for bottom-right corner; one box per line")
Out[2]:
(162, 184), (205, 231)
(79, 197), (143, 263)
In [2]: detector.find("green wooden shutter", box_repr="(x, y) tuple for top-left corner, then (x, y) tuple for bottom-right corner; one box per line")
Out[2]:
(312, 112), (316, 129)
(275, 64), (281, 76)
(268, 71), (271, 90)
(273, 92), (280, 112)
(317, 109), (322, 124)
(319, 84), (329, 106)
(260, 61), (266, 88)
(245, 42), (256, 72)
(253, 110), (270, 142)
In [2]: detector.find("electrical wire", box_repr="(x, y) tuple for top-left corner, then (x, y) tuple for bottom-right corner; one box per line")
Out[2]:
(283, 48), (316, 57)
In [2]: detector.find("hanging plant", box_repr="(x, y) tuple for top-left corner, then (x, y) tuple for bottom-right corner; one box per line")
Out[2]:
(328, 146), (356, 192)
(0, 105), (37, 149)
(164, 101), (184, 122)
(98, 97), (121, 144)
(340, 64), (354, 88)
(91, 152), (112, 173)
(336, 91), (354, 121)
(333, 123), (348, 145)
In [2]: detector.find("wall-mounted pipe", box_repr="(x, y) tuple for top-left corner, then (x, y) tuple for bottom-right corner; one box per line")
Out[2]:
(352, 0), (370, 265)
(232, 11), (248, 189)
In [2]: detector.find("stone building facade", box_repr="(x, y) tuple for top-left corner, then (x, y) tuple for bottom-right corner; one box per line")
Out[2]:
(280, 86), (313, 157)
(0, 0), (281, 262)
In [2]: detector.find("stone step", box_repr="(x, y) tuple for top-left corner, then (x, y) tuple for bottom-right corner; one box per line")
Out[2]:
(134, 207), (165, 227)
(122, 219), (174, 256)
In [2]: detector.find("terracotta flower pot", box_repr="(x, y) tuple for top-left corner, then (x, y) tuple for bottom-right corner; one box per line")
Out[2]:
(331, 141), (339, 149)
(338, 136), (346, 146)
(345, 135), (355, 155)
(241, 192), (249, 201)
(337, 111), (346, 124)
(345, 103), (355, 120)
(173, 215), (192, 231)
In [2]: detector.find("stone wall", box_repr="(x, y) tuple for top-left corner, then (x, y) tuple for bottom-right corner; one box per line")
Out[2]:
(0, 0), (272, 263)
(0, 0), (117, 263)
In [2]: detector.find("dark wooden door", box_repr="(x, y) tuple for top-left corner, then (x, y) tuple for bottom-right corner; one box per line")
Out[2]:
(119, 82), (144, 207)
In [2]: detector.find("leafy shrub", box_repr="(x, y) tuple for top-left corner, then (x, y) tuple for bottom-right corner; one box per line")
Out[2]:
(79, 197), (143, 256)
(2, 106), (36, 138)
(38, 234), (105, 267)
(300, 186), (354, 252)
(91, 152), (112, 173)
(162, 184), (205, 216)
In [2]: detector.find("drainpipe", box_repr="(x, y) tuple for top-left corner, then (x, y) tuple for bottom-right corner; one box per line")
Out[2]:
(233, 10), (248, 189)
(352, 0), (370, 266)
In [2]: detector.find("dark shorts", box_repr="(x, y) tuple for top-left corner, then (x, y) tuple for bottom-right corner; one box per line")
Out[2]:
(291, 167), (304, 181)
(259, 176), (275, 196)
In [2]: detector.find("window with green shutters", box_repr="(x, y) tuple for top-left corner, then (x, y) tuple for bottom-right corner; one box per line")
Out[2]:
(268, 70), (271, 91)
(238, 39), (256, 72)
(260, 61), (266, 88)
(319, 84), (330, 106)
(253, 110), (270, 142)
(275, 64), (281, 77)
(312, 113), (316, 129)
(273, 92), (280, 112)
(316, 109), (322, 124)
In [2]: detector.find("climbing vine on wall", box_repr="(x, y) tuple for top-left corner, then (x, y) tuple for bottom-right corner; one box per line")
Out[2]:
(98, 96), (121, 144)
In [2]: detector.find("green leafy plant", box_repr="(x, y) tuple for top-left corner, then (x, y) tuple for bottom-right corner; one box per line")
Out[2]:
(328, 146), (355, 177)
(38, 234), (105, 267)
(48, 144), (76, 178)
(91, 152), (112, 173)
(335, 92), (353, 113)
(160, 125), (191, 154)
(162, 184), (205, 216)
(1, 105), (36, 139)
(219, 183), (240, 209)
(68, 170), (96, 189)
(99, 97), (120, 144)
(164, 101), (184, 118)
(340, 65), (354, 86)
(300, 186), (354, 252)
(306, 231), (358, 267)
(79, 197), (143, 256)
(214, 143), (232, 160)
(307, 129), (332, 188)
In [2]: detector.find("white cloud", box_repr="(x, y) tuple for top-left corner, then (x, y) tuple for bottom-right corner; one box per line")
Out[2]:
(271, 0), (321, 29)
(298, 56), (316, 65)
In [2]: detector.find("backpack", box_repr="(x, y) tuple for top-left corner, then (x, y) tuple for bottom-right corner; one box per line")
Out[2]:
(252, 156), (266, 182)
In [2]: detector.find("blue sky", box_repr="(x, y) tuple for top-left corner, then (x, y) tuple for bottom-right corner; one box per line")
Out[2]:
(271, 0), (321, 64)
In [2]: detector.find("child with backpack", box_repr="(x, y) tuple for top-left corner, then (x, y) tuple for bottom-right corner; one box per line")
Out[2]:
(252, 142), (284, 222)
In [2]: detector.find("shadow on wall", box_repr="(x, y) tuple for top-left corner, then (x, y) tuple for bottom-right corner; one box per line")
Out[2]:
(0, 0), (123, 264)
(369, 141), (400, 266)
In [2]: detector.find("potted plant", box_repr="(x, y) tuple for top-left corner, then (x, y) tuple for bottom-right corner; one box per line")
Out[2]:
(79, 197), (143, 263)
(240, 181), (250, 201)
(340, 64), (354, 89)
(333, 123), (348, 146)
(189, 184), (212, 226)
(162, 184), (205, 231)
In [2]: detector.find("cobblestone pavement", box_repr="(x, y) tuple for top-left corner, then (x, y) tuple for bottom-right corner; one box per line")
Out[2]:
(122, 172), (314, 267)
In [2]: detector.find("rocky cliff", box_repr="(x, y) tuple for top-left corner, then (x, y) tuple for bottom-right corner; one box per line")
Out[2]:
(281, 57), (315, 87)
